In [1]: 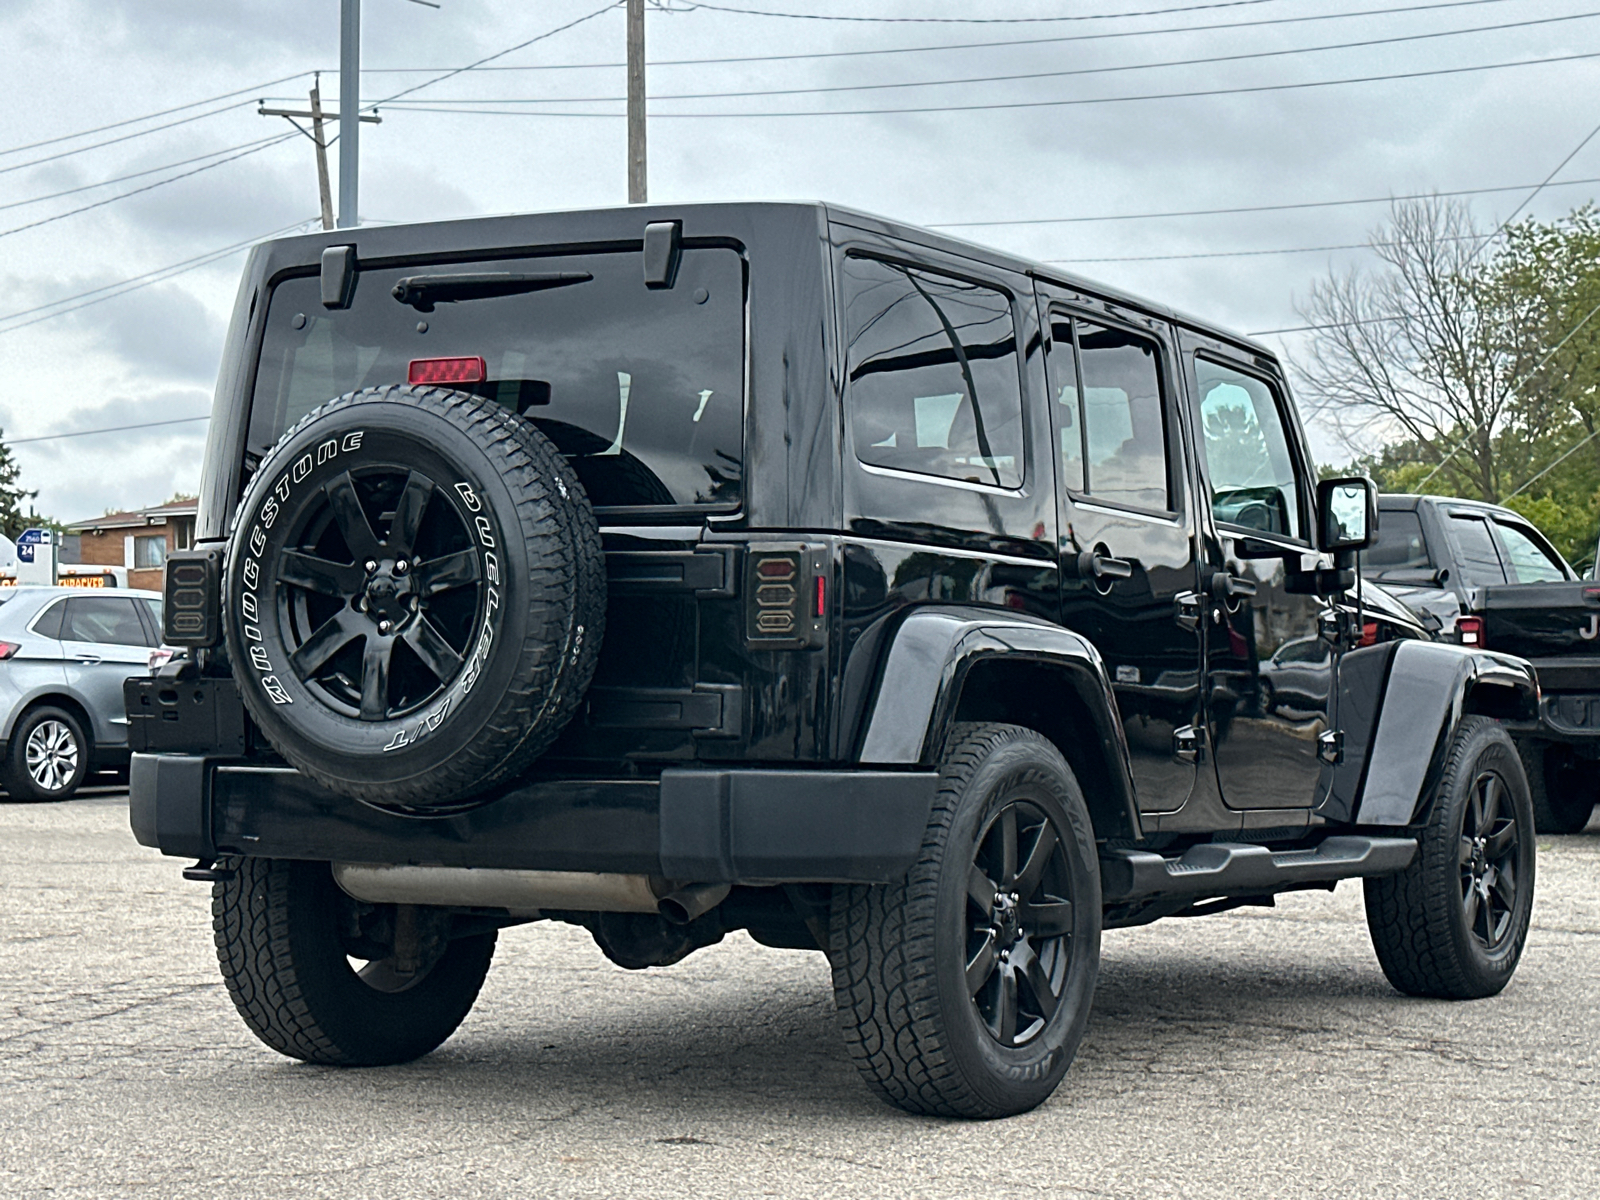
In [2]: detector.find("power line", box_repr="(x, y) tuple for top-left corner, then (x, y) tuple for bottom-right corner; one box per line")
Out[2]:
(1051, 235), (1482, 265)
(352, 0), (1526, 72)
(0, 71), (311, 158)
(9, 416), (211, 446)
(933, 176), (1600, 230)
(0, 135), (293, 215)
(362, 3), (621, 112)
(376, 9), (1600, 106)
(0, 135), (298, 242)
(0, 99), (267, 178)
(0, 218), (318, 336)
(670, 0), (1285, 23)
(387, 50), (1600, 118)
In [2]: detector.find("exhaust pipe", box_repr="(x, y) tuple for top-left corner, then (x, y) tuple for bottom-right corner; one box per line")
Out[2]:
(332, 864), (732, 924)
(656, 883), (731, 926)
(332, 864), (662, 915)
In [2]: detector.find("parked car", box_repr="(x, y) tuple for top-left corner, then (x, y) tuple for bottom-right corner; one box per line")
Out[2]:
(132, 203), (1538, 1119)
(0, 585), (164, 801)
(1365, 494), (1600, 832)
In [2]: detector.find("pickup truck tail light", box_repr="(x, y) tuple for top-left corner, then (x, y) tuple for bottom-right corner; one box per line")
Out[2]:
(163, 548), (224, 648)
(1457, 615), (1485, 647)
(0, 641), (19, 660)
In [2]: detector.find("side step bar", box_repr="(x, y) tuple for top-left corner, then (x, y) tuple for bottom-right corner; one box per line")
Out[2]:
(1100, 836), (1417, 904)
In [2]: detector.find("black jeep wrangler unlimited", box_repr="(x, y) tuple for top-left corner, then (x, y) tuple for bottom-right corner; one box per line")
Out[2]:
(130, 203), (1540, 1119)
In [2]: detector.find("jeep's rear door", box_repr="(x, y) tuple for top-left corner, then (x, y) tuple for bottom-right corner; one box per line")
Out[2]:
(1035, 283), (1203, 815)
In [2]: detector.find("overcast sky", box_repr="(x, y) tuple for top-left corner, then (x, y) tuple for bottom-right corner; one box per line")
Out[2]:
(2, 0), (1597, 523)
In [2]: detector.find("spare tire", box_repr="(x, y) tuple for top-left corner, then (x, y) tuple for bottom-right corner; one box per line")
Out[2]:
(223, 384), (604, 810)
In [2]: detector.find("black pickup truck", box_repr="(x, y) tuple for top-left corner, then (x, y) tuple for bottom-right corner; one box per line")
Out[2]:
(128, 203), (1540, 1119)
(1366, 494), (1600, 832)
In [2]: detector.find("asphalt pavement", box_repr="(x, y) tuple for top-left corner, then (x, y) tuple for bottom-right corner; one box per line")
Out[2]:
(2, 790), (1597, 1199)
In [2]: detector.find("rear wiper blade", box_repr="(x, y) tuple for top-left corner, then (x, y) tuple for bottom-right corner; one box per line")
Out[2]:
(391, 271), (592, 311)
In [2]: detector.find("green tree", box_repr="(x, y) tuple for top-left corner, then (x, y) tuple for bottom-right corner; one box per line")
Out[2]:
(0, 429), (37, 541)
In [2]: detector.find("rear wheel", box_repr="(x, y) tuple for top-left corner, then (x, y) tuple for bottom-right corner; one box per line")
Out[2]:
(213, 857), (495, 1065)
(1365, 716), (1535, 1000)
(4, 706), (88, 802)
(1516, 738), (1597, 834)
(830, 723), (1101, 1119)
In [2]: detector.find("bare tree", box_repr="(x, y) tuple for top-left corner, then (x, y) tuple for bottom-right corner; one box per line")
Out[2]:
(1293, 196), (1518, 501)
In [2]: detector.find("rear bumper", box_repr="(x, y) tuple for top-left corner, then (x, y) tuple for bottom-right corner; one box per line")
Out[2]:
(128, 754), (938, 884)
(1519, 691), (1600, 744)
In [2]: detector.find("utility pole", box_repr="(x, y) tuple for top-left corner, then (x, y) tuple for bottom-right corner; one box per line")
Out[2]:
(627, 0), (646, 204)
(258, 83), (379, 231)
(309, 76), (335, 231)
(339, 0), (361, 227)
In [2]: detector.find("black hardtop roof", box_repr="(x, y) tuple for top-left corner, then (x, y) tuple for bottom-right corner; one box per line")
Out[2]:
(258, 200), (1276, 362)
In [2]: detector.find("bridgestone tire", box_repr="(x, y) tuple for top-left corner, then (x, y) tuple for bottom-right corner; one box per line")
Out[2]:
(223, 385), (604, 810)
(213, 857), (495, 1065)
(1516, 738), (1597, 835)
(1365, 716), (1535, 1000)
(830, 723), (1101, 1119)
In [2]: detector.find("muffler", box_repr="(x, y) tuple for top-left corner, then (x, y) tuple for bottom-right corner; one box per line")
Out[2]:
(655, 883), (732, 926)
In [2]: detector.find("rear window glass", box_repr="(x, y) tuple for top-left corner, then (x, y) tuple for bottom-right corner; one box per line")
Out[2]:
(1367, 509), (1430, 571)
(844, 255), (1024, 490)
(1448, 515), (1506, 586)
(1495, 521), (1568, 583)
(249, 248), (746, 511)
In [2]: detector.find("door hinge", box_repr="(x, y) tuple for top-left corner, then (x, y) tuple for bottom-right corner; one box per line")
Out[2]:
(1174, 590), (1203, 631)
(1173, 724), (1206, 764)
(1318, 730), (1344, 765)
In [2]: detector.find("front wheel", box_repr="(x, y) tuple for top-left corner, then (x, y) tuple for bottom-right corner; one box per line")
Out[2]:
(1365, 716), (1535, 1000)
(830, 723), (1101, 1119)
(213, 858), (495, 1065)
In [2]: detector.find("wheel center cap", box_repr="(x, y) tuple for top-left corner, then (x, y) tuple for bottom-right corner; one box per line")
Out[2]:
(363, 561), (416, 626)
(994, 891), (1021, 943)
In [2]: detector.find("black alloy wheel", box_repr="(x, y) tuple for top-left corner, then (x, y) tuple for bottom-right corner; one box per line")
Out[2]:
(1366, 715), (1536, 1000)
(1459, 770), (1521, 953)
(223, 385), (604, 810)
(278, 465), (482, 722)
(831, 723), (1101, 1119)
(965, 800), (1076, 1048)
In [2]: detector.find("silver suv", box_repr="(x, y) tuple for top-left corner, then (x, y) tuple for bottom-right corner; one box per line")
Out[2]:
(0, 586), (163, 801)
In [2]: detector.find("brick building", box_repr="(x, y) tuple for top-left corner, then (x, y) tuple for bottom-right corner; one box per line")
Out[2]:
(64, 499), (197, 592)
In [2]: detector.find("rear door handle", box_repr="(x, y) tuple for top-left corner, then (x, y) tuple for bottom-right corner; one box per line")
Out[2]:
(1076, 550), (1134, 581)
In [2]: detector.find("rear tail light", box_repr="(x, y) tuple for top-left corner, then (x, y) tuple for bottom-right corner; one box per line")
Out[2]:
(409, 356), (486, 385)
(1457, 615), (1485, 647)
(0, 641), (19, 660)
(164, 548), (224, 648)
(1359, 621), (1378, 647)
(745, 544), (828, 648)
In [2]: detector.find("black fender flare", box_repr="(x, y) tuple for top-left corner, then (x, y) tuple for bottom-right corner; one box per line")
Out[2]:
(1319, 640), (1539, 826)
(855, 605), (1140, 840)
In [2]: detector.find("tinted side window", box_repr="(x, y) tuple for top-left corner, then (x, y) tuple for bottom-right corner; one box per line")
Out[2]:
(1047, 317), (1084, 493)
(1495, 521), (1567, 583)
(1193, 359), (1302, 541)
(845, 256), (1024, 489)
(62, 597), (148, 646)
(32, 599), (66, 639)
(1367, 509), (1430, 570)
(1075, 322), (1170, 511)
(1448, 515), (1506, 585)
(142, 598), (164, 641)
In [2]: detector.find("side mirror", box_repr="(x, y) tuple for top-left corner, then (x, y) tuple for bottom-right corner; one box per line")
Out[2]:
(1316, 477), (1378, 553)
